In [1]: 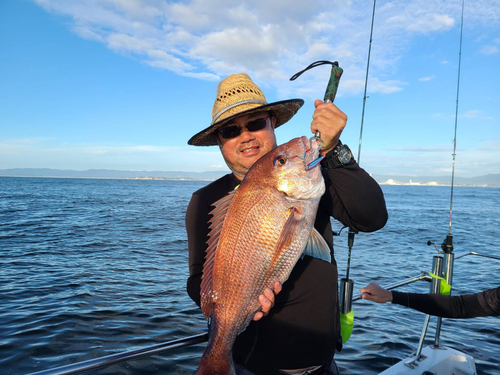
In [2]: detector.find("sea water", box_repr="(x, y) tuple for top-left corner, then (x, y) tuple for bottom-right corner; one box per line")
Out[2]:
(1, 177), (499, 374)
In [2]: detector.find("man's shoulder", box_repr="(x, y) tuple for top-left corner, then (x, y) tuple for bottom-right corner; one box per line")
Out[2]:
(193, 173), (238, 199)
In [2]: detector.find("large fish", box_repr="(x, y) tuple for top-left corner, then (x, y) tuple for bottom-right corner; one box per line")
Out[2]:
(197, 136), (331, 375)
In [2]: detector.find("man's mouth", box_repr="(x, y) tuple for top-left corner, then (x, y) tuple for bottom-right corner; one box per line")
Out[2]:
(240, 145), (260, 154)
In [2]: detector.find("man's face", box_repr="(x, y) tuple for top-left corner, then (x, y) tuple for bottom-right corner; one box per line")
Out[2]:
(217, 111), (277, 179)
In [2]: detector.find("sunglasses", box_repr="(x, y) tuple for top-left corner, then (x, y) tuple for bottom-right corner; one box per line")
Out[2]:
(219, 117), (270, 139)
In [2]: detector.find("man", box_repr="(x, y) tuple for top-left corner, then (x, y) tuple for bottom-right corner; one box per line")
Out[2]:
(186, 73), (388, 375)
(360, 282), (500, 318)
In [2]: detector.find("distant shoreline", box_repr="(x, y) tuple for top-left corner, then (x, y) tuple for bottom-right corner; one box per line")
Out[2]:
(0, 175), (217, 182)
(1, 174), (498, 187)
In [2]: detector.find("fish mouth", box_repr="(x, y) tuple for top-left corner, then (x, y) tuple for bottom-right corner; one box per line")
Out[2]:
(305, 137), (324, 170)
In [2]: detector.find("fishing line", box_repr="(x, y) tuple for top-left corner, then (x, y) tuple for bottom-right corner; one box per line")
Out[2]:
(357, 0), (377, 164)
(448, 0), (465, 236)
(342, 0), (377, 285)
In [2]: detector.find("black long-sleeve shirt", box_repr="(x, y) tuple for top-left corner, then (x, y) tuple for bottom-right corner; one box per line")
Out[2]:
(392, 287), (500, 318)
(186, 159), (387, 372)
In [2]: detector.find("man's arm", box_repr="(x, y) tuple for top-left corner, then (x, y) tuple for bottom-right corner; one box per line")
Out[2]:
(311, 100), (388, 233)
(186, 192), (210, 307)
(391, 290), (488, 318)
(360, 282), (500, 318)
(326, 162), (388, 232)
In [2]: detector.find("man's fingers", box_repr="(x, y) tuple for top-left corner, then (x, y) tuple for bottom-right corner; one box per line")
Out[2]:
(263, 288), (274, 302)
(273, 282), (282, 294)
(361, 293), (374, 301)
(259, 293), (272, 311)
(252, 294), (270, 322)
(253, 311), (263, 321)
(253, 283), (282, 321)
(360, 285), (375, 301)
(310, 100), (347, 153)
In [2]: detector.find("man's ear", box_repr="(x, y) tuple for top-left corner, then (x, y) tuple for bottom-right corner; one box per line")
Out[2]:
(271, 116), (277, 129)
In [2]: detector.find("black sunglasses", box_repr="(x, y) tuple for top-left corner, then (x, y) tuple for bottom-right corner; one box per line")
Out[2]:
(219, 117), (270, 139)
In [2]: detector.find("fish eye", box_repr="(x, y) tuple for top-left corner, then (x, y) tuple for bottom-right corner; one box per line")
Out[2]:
(274, 156), (287, 167)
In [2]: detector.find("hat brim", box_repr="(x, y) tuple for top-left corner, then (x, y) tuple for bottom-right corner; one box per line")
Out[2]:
(188, 99), (304, 146)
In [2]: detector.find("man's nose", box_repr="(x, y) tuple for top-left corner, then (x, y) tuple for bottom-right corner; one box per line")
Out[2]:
(238, 126), (256, 141)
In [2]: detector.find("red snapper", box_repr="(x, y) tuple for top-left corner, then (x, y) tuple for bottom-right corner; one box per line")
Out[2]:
(197, 136), (331, 375)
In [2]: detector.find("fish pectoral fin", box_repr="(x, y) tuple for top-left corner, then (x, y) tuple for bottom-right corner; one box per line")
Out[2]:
(274, 206), (301, 255)
(266, 206), (302, 282)
(303, 228), (332, 263)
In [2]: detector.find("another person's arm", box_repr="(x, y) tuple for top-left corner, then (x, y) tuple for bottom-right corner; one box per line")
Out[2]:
(360, 282), (500, 318)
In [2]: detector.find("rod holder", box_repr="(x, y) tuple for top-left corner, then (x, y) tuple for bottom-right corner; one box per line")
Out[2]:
(340, 278), (354, 314)
(443, 252), (454, 287)
(435, 252), (454, 347)
(430, 256), (443, 294)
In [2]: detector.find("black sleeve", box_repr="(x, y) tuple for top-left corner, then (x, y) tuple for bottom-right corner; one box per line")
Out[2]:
(476, 287), (500, 316)
(322, 160), (388, 233)
(392, 288), (499, 318)
(185, 192), (211, 307)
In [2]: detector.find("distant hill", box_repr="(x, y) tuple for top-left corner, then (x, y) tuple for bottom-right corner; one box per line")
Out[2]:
(1, 168), (499, 186)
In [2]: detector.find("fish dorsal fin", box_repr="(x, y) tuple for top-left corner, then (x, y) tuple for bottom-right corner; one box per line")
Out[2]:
(303, 228), (332, 263)
(200, 189), (237, 318)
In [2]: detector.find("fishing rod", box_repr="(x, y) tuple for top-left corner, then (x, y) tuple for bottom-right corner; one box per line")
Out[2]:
(29, 333), (208, 375)
(291, 59), (364, 343)
(431, 0), (465, 348)
(289, 0), (379, 343)
(339, 0), (378, 337)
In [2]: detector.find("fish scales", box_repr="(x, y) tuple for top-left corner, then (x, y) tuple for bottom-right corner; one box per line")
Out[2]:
(214, 190), (296, 312)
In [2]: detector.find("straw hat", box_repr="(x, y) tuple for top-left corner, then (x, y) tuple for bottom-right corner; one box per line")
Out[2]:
(188, 73), (304, 146)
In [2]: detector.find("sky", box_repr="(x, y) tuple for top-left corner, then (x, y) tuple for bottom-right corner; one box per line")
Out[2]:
(1, 0), (499, 177)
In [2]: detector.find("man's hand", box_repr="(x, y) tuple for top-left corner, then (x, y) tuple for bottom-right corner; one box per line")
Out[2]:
(360, 282), (393, 303)
(311, 100), (347, 154)
(253, 281), (282, 321)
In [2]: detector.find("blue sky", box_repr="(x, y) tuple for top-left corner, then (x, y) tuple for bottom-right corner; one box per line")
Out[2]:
(1, 0), (499, 177)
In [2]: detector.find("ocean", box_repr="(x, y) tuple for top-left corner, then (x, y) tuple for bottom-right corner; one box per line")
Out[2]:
(1, 177), (499, 374)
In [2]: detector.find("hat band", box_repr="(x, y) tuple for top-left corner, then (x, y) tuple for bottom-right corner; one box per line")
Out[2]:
(212, 99), (267, 125)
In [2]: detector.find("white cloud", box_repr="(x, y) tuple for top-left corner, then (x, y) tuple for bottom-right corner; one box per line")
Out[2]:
(405, 14), (455, 33)
(479, 139), (500, 151)
(33, 0), (500, 98)
(480, 45), (500, 55)
(419, 75), (436, 82)
(367, 77), (406, 94)
(462, 110), (494, 120)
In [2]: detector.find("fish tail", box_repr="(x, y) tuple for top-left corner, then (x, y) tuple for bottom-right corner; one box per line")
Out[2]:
(197, 321), (235, 375)
(196, 345), (235, 375)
